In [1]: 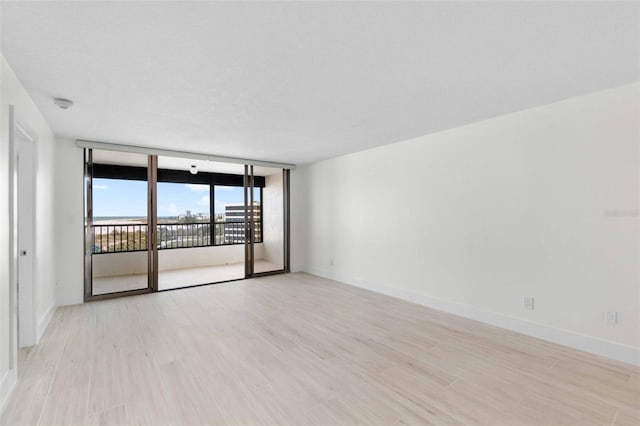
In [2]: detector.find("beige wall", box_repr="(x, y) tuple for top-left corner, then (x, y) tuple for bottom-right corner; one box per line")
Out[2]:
(1, 56), (57, 401)
(294, 84), (640, 364)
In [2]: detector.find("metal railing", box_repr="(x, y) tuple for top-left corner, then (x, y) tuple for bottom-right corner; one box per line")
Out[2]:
(158, 222), (211, 249)
(92, 224), (148, 254)
(92, 221), (262, 254)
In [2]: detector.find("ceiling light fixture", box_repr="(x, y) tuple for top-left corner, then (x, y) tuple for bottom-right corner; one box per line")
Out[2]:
(53, 97), (74, 109)
(190, 164), (198, 175)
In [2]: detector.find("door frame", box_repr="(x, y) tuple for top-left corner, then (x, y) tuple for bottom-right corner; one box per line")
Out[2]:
(245, 166), (290, 278)
(82, 153), (291, 299)
(8, 105), (39, 377)
(83, 149), (155, 301)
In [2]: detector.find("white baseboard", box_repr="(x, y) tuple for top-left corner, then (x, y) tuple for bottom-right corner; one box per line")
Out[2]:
(304, 266), (640, 367)
(1, 305), (56, 415)
(37, 303), (56, 343)
(290, 264), (305, 273)
(0, 368), (17, 416)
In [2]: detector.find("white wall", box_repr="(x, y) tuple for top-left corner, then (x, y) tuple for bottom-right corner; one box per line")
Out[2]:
(1, 56), (57, 406)
(159, 243), (264, 272)
(290, 168), (308, 272)
(295, 83), (640, 364)
(54, 138), (84, 306)
(93, 243), (266, 277)
(263, 172), (284, 266)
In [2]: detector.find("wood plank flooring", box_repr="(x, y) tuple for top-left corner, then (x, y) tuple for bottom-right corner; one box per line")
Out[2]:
(93, 260), (281, 294)
(2, 273), (639, 425)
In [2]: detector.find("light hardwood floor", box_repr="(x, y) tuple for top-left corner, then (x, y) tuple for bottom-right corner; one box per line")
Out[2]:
(2, 273), (639, 425)
(93, 260), (282, 294)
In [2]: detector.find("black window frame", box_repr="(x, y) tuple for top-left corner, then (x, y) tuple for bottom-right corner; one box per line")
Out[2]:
(92, 164), (265, 253)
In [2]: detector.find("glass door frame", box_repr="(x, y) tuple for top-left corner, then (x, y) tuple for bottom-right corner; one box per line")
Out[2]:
(83, 149), (157, 301)
(244, 165), (291, 278)
(84, 150), (291, 301)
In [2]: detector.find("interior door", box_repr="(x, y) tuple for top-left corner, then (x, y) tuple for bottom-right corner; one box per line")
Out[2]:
(16, 132), (37, 347)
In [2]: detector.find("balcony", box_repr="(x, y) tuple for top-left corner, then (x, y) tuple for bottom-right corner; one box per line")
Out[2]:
(91, 221), (281, 294)
(92, 221), (263, 253)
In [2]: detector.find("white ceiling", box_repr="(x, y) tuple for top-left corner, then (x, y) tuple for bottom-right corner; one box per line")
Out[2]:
(2, 1), (638, 165)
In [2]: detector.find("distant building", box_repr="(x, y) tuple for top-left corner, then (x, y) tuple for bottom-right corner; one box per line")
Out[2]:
(177, 210), (209, 222)
(224, 203), (261, 243)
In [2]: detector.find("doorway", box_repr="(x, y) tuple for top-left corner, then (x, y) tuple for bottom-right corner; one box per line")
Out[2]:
(155, 157), (252, 290)
(8, 105), (39, 387)
(84, 149), (154, 298)
(244, 164), (288, 277)
(83, 148), (291, 300)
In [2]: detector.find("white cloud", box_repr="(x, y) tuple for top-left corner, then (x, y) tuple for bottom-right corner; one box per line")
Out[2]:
(160, 203), (180, 215)
(185, 184), (209, 192)
(213, 199), (228, 214)
(196, 195), (210, 206)
(215, 186), (235, 191)
(94, 184), (109, 190)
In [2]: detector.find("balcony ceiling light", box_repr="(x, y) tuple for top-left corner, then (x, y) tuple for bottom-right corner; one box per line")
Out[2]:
(53, 97), (74, 109)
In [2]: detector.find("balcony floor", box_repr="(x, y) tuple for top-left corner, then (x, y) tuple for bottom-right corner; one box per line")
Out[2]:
(92, 260), (282, 295)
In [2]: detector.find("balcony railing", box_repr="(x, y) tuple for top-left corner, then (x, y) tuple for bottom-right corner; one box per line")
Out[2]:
(93, 224), (148, 254)
(92, 221), (262, 254)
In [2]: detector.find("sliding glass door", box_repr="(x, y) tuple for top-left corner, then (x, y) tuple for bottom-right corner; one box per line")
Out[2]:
(84, 149), (154, 298)
(245, 165), (289, 276)
(156, 157), (250, 290)
(84, 149), (291, 300)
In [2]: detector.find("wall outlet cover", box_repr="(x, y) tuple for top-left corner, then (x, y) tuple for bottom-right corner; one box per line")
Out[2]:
(605, 311), (618, 325)
(523, 296), (534, 310)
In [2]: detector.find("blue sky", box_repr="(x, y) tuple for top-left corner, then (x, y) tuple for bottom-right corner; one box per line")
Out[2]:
(93, 178), (258, 217)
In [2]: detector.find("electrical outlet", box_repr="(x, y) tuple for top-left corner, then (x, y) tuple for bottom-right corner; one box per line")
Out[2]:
(605, 311), (618, 325)
(523, 296), (534, 310)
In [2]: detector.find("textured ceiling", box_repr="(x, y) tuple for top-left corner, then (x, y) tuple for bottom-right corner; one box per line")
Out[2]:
(1, 1), (638, 165)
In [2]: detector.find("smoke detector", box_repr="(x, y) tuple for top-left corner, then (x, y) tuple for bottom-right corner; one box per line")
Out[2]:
(190, 165), (198, 175)
(53, 98), (74, 109)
